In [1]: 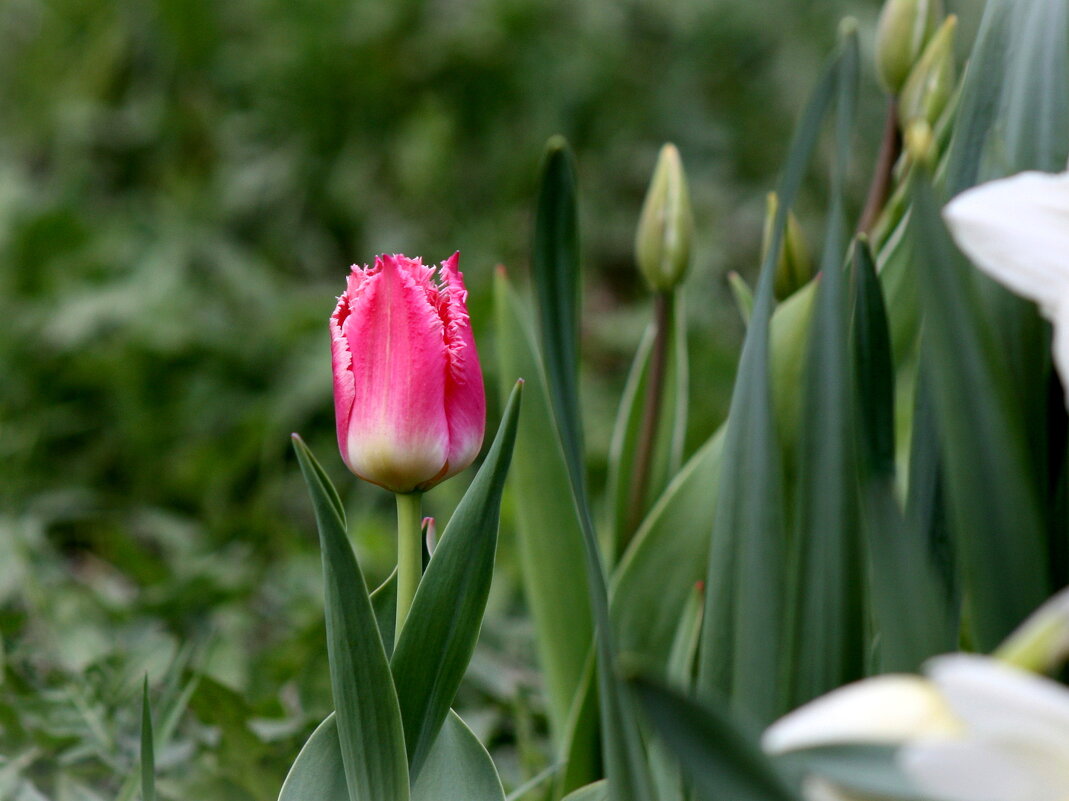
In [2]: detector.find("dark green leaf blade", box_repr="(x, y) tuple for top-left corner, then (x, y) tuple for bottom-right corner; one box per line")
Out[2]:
(280, 710), (504, 801)
(698, 31), (858, 726)
(391, 382), (523, 779)
(411, 711), (506, 801)
(371, 570), (397, 660)
(292, 435), (409, 801)
(493, 270), (593, 748)
(278, 714), (348, 801)
(533, 136), (584, 490)
(853, 239), (955, 671)
(531, 137), (654, 801)
(630, 674), (800, 801)
(788, 28), (866, 707)
(910, 175), (1049, 650)
(141, 677), (156, 801)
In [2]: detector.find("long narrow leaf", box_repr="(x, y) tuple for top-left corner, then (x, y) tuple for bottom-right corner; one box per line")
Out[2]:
(910, 175), (1048, 650)
(292, 436), (409, 801)
(698, 30), (856, 726)
(531, 137), (654, 801)
(789, 27), (866, 707)
(605, 292), (688, 558)
(391, 382), (523, 778)
(853, 239), (955, 671)
(630, 674), (800, 801)
(140, 678), (155, 801)
(494, 270), (593, 749)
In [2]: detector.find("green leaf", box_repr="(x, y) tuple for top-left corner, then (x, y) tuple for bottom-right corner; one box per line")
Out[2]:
(281, 711), (503, 801)
(533, 136), (584, 490)
(774, 745), (926, 800)
(611, 428), (724, 666)
(278, 714), (348, 801)
(853, 239), (955, 671)
(140, 677), (156, 801)
(531, 137), (654, 801)
(944, 0), (1012, 195)
(852, 239), (896, 482)
(557, 650), (601, 797)
(728, 272), (754, 325)
(371, 570), (397, 660)
(630, 674), (800, 801)
(909, 174), (1048, 650)
(788, 27), (865, 707)
(649, 584), (705, 801)
(604, 291), (688, 558)
(291, 436), (409, 801)
(1001, 0), (1069, 173)
(493, 270), (593, 749)
(561, 780), (609, 801)
(698, 30), (858, 726)
(904, 363), (957, 611)
(391, 382), (523, 779)
(411, 711), (506, 801)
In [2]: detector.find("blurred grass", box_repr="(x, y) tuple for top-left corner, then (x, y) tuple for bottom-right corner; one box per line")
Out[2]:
(0, 0), (895, 797)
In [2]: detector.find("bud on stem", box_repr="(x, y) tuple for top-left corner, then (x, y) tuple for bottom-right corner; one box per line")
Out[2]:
(875, 0), (943, 95)
(898, 15), (957, 130)
(635, 144), (694, 293)
(762, 192), (813, 300)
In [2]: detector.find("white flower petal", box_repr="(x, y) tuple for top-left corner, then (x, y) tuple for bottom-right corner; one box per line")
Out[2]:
(926, 654), (1069, 755)
(942, 171), (1069, 320)
(901, 739), (1069, 801)
(762, 675), (959, 754)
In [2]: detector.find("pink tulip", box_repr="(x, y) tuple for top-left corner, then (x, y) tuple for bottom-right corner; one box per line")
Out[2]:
(330, 252), (486, 493)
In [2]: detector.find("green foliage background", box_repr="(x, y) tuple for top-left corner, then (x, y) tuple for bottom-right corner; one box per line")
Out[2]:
(0, 0), (976, 797)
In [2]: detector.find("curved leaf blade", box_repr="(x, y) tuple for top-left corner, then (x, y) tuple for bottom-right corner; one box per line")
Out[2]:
(391, 382), (523, 779)
(532, 137), (654, 801)
(411, 711), (506, 801)
(278, 714), (348, 801)
(630, 674), (800, 801)
(292, 436), (409, 801)
(494, 270), (593, 748)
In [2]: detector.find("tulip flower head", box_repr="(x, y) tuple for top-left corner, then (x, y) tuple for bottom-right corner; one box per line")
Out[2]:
(330, 252), (485, 493)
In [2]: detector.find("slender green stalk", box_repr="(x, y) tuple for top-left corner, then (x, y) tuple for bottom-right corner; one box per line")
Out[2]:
(395, 491), (424, 639)
(857, 96), (901, 233)
(626, 291), (673, 536)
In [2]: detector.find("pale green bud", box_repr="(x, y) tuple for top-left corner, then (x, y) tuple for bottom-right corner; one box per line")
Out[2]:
(898, 15), (957, 129)
(875, 0), (943, 94)
(635, 144), (694, 293)
(762, 192), (813, 301)
(904, 119), (936, 168)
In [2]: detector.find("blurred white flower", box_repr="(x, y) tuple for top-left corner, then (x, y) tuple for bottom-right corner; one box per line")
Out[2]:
(764, 654), (1069, 801)
(942, 171), (1069, 399)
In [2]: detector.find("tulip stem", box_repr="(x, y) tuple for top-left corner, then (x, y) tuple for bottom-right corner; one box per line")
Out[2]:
(626, 291), (673, 540)
(858, 96), (902, 234)
(395, 491), (424, 640)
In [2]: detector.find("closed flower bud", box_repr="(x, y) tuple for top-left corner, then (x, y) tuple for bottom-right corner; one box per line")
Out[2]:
(635, 143), (694, 293)
(330, 253), (486, 493)
(762, 192), (813, 300)
(898, 15), (957, 129)
(904, 119), (936, 168)
(874, 0), (943, 94)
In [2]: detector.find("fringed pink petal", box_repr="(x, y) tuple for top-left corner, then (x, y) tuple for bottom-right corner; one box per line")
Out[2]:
(341, 254), (451, 492)
(330, 287), (357, 472)
(435, 252), (486, 481)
